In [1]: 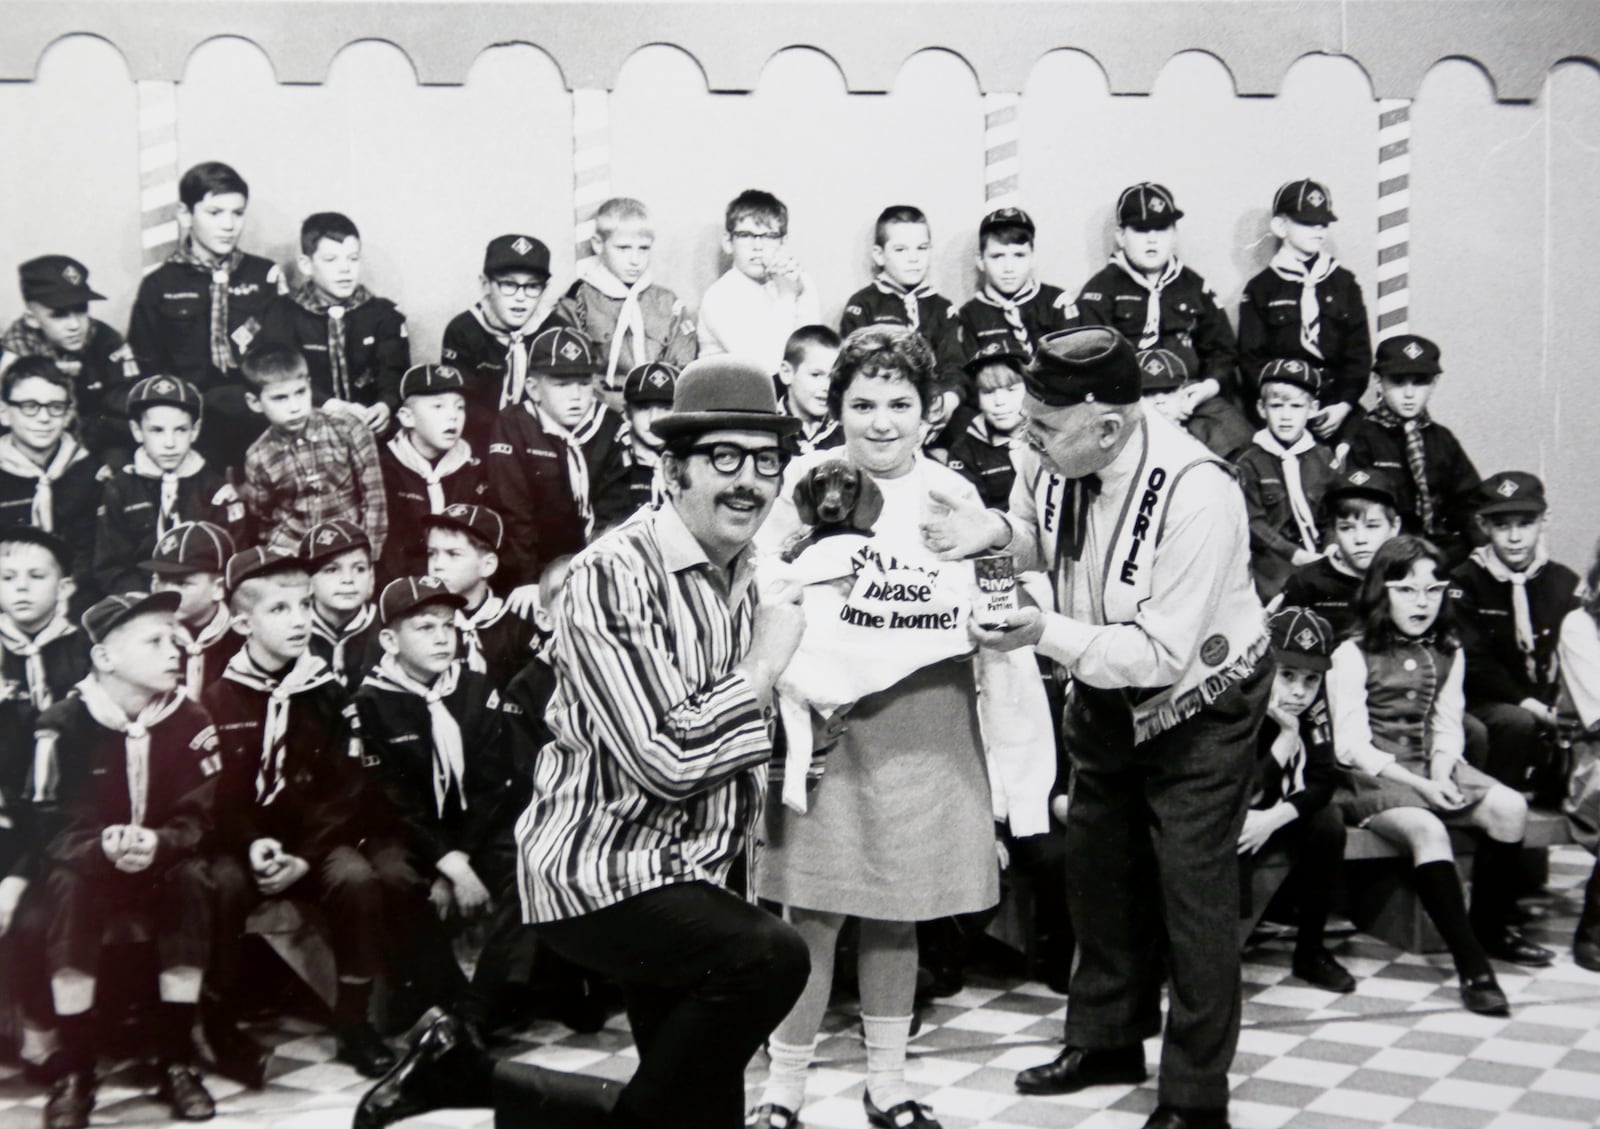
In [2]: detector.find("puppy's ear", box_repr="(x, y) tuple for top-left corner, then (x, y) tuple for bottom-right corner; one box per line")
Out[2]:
(849, 470), (885, 532)
(792, 467), (821, 526)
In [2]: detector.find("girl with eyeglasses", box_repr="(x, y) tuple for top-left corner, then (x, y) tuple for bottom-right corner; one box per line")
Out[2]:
(1326, 535), (1553, 1017)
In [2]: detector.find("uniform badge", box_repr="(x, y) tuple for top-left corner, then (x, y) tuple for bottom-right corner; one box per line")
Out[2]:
(511, 237), (534, 256)
(1403, 341), (1424, 360)
(317, 528), (339, 545)
(62, 263), (83, 285)
(1150, 197), (1166, 213)
(1497, 478), (1518, 497)
(1144, 359), (1163, 375)
(1294, 628), (1317, 651)
(1348, 470), (1370, 485)
(153, 377), (175, 395)
(648, 370), (669, 388)
(1306, 188), (1325, 207)
(1199, 634), (1230, 666)
(560, 341), (584, 362)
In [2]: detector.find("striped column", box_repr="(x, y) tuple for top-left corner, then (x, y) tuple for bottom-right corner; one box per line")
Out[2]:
(1375, 98), (1412, 340)
(983, 91), (1021, 209)
(571, 87), (612, 263)
(137, 80), (181, 271)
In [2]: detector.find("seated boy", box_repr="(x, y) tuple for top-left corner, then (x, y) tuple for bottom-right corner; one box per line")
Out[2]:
(776, 325), (843, 454)
(201, 547), (396, 1082)
(2, 255), (139, 463)
(0, 357), (102, 608)
(300, 518), (383, 690)
(616, 361), (676, 519)
(1239, 607), (1353, 992)
(1134, 346), (1250, 459)
(956, 207), (1073, 357)
(28, 591), (223, 1126)
(697, 189), (821, 371)
(354, 576), (523, 1038)
(127, 161), (285, 466)
(239, 346), (388, 559)
(1, 527), (88, 731)
(94, 375), (245, 596)
(255, 212), (410, 435)
(943, 342), (1027, 510)
(1344, 334), (1480, 567)
(1278, 467), (1402, 633)
(377, 363), (486, 584)
(1451, 471), (1583, 793)
(440, 234), (552, 454)
(425, 504), (535, 691)
(1233, 358), (1340, 601)
(142, 521), (240, 700)
(1238, 179), (1371, 440)
(486, 328), (628, 588)
(547, 198), (697, 408)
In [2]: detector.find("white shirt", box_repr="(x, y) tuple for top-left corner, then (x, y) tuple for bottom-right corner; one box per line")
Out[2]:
(697, 268), (821, 373)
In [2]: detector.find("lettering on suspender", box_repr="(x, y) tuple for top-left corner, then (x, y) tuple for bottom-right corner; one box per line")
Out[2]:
(1119, 467), (1168, 585)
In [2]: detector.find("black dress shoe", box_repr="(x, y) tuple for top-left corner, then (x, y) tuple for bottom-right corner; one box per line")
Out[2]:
(353, 1007), (486, 1129)
(1014, 1045), (1147, 1095)
(202, 1013), (270, 1089)
(337, 1021), (399, 1078)
(1291, 949), (1357, 993)
(43, 1070), (95, 1129)
(157, 1062), (216, 1121)
(1575, 936), (1600, 972)
(1479, 925), (1555, 967)
(863, 1090), (942, 1128)
(746, 1100), (802, 1129)
(1143, 1104), (1232, 1129)
(1460, 973), (1511, 1016)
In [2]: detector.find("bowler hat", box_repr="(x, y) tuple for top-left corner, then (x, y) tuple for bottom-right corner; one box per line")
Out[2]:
(650, 357), (802, 442)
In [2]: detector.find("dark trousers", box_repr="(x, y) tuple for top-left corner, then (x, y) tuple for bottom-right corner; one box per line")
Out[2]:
(531, 881), (809, 1129)
(1469, 701), (1545, 790)
(43, 857), (213, 978)
(1240, 803), (1346, 943)
(1061, 657), (1272, 1110)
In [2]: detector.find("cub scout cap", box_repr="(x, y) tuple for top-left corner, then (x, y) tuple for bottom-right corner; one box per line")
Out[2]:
(1373, 334), (1442, 378)
(422, 503), (504, 552)
(1473, 471), (1546, 517)
(529, 327), (597, 377)
(126, 374), (203, 420)
(1273, 178), (1338, 225)
(82, 590), (182, 645)
(623, 361), (679, 407)
(399, 363), (466, 401)
(962, 340), (1030, 379)
(483, 234), (551, 279)
(1257, 358), (1323, 398)
(379, 575), (466, 626)
(1117, 183), (1184, 229)
(225, 546), (304, 592)
(1134, 347), (1190, 393)
(299, 518), (372, 568)
(19, 255), (104, 308)
(0, 525), (72, 572)
(141, 521), (235, 576)
(978, 207), (1035, 242)
(1025, 327), (1141, 408)
(1322, 466), (1398, 513)
(1268, 606), (1335, 671)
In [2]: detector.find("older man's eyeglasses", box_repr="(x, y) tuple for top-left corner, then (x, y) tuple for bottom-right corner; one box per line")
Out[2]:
(687, 443), (789, 478)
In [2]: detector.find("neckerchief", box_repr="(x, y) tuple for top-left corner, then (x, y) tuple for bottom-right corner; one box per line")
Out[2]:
(176, 604), (234, 701)
(1471, 543), (1551, 683)
(132, 448), (207, 541)
(0, 434), (88, 532)
(975, 279), (1041, 352)
(0, 609), (75, 711)
(169, 238), (245, 372)
(1268, 245), (1337, 359)
(221, 647), (336, 805)
(73, 675), (185, 828)
(363, 654), (465, 817)
(1267, 715), (1307, 799)
(1368, 403), (1435, 532)
(291, 282), (372, 402)
(789, 408), (839, 455)
(385, 432), (473, 514)
(311, 602), (376, 686)
(532, 402), (602, 539)
(872, 274), (935, 332)
(1251, 429), (1321, 552)
(456, 592), (506, 675)
(965, 415), (1023, 449)
(1110, 251), (1183, 350)
(470, 303), (537, 410)
(625, 435), (667, 507)
(575, 258), (650, 384)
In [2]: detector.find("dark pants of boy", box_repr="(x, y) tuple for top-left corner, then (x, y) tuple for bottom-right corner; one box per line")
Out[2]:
(527, 881), (810, 1129)
(455, 835), (537, 1029)
(1469, 702), (1551, 794)
(1239, 804), (1346, 943)
(1060, 658), (1271, 1112)
(359, 838), (470, 1011)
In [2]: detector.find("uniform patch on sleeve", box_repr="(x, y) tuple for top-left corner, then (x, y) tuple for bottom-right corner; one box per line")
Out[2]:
(486, 689), (501, 711)
(442, 346), (458, 360)
(846, 305), (862, 317)
(1052, 293), (1074, 311)
(1060, 302), (1078, 319)
(199, 752), (223, 777)
(489, 443), (514, 455)
(191, 724), (220, 753)
(231, 318), (259, 354)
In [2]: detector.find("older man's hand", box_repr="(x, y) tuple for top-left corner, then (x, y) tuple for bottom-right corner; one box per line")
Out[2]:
(969, 607), (1045, 652)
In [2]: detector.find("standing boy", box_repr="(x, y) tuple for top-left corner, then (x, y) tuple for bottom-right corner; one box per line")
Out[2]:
(1, 527), (88, 744)
(956, 207), (1074, 358)
(698, 189), (821, 371)
(776, 325), (843, 455)
(424, 504), (535, 691)
(300, 519), (383, 690)
(143, 521), (240, 701)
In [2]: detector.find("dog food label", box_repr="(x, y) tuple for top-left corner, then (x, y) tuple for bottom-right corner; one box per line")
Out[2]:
(972, 553), (1018, 628)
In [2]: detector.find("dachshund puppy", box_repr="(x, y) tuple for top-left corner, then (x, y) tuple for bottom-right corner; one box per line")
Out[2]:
(781, 459), (884, 562)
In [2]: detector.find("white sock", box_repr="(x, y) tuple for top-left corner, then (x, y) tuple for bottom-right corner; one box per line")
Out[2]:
(862, 1013), (914, 1110)
(757, 1035), (816, 1114)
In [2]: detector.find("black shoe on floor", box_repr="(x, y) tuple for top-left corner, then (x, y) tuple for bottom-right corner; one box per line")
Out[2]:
(1291, 949), (1357, 993)
(1479, 925), (1555, 967)
(1014, 1044), (1147, 1095)
(1142, 1104), (1231, 1129)
(202, 1013), (269, 1089)
(157, 1062), (216, 1121)
(43, 1070), (95, 1129)
(864, 1090), (942, 1128)
(1460, 973), (1511, 1016)
(353, 1008), (485, 1129)
(337, 1021), (399, 1078)
(1575, 936), (1600, 973)
(746, 1101), (802, 1129)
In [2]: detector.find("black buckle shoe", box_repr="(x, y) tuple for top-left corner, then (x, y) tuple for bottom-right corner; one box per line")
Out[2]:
(353, 1007), (477, 1129)
(337, 1021), (399, 1078)
(1142, 1104), (1232, 1129)
(1460, 973), (1511, 1016)
(1480, 925), (1555, 967)
(43, 1070), (95, 1129)
(863, 1091), (942, 1128)
(1014, 1044), (1147, 1095)
(1291, 949), (1357, 993)
(157, 1062), (216, 1121)
(746, 1101), (803, 1129)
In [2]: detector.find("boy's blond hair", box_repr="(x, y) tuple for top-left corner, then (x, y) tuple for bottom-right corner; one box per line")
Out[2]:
(595, 197), (652, 240)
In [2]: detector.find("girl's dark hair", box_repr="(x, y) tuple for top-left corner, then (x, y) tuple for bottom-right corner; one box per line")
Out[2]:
(825, 325), (936, 423)
(1355, 534), (1457, 652)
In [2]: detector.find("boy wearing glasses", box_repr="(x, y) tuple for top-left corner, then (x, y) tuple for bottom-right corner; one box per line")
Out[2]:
(0, 358), (101, 608)
(698, 189), (821, 372)
(441, 234), (554, 453)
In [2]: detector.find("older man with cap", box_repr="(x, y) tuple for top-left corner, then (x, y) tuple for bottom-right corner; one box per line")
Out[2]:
(924, 326), (1270, 1129)
(354, 356), (812, 1129)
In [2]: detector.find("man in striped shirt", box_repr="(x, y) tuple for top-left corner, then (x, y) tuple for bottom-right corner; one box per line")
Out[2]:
(355, 357), (810, 1129)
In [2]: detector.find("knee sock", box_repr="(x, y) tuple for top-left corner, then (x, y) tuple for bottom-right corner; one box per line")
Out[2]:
(757, 1035), (816, 1113)
(57, 1012), (96, 1075)
(862, 1014), (914, 1110)
(1412, 860), (1492, 981)
(159, 1002), (199, 1064)
(1469, 836), (1525, 934)
(335, 978), (373, 1030)
(1578, 859), (1600, 943)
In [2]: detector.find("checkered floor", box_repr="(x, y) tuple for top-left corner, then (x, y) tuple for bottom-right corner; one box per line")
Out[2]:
(3, 847), (1598, 1129)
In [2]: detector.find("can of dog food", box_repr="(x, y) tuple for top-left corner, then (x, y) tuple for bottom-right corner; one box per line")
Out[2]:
(972, 553), (1018, 628)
